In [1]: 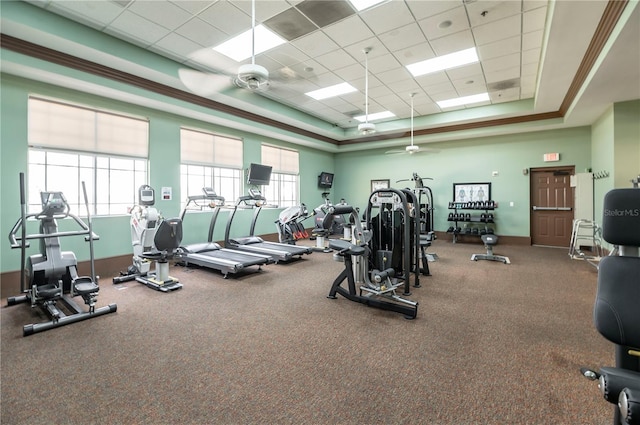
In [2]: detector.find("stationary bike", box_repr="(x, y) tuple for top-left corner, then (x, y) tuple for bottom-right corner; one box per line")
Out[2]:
(7, 173), (117, 336)
(113, 185), (183, 292)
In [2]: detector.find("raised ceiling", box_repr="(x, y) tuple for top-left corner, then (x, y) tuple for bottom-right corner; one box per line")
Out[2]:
(1, 0), (639, 152)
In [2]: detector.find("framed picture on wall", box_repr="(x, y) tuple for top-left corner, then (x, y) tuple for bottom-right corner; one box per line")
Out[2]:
(453, 182), (491, 203)
(371, 179), (390, 192)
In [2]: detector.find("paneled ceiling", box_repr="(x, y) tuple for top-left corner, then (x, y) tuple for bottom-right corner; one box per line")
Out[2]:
(2, 0), (639, 151)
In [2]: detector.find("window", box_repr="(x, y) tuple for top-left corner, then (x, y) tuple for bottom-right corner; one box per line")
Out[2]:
(261, 145), (299, 208)
(27, 97), (149, 215)
(180, 128), (243, 206)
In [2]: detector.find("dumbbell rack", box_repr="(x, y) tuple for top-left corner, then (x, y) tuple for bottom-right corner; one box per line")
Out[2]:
(446, 200), (497, 243)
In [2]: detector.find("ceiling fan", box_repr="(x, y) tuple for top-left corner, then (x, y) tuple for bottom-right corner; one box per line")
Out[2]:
(385, 93), (439, 155)
(179, 0), (276, 97)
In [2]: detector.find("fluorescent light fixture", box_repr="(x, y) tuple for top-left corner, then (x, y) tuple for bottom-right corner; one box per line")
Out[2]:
(306, 82), (357, 100)
(213, 25), (286, 62)
(354, 111), (395, 122)
(437, 93), (490, 108)
(348, 0), (387, 11)
(407, 48), (479, 77)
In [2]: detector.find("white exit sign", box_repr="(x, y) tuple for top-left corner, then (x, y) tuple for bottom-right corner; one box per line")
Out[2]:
(543, 152), (560, 162)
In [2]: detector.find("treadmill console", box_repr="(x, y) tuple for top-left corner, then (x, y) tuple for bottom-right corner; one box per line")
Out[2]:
(249, 188), (265, 200)
(202, 187), (217, 198)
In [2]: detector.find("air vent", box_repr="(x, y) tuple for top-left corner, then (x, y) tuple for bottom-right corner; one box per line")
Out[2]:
(487, 78), (521, 92)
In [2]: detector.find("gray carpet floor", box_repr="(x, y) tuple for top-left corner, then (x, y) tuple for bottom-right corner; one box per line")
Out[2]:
(1, 240), (613, 424)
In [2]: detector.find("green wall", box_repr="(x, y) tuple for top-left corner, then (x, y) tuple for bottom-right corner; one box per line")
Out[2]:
(0, 74), (334, 274)
(333, 127), (592, 237)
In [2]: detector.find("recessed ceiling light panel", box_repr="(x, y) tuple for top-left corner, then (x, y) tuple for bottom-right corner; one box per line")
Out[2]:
(354, 111), (396, 122)
(437, 93), (490, 108)
(407, 48), (479, 77)
(348, 0), (388, 12)
(306, 82), (358, 100)
(213, 25), (286, 62)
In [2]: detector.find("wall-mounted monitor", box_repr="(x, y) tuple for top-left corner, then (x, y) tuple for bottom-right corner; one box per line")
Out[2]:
(318, 172), (334, 188)
(247, 163), (272, 186)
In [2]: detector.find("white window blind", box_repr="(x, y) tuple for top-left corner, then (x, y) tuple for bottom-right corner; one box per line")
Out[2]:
(261, 145), (299, 174)
(28, 97), (149, 157)
(181, 128), (243, 167)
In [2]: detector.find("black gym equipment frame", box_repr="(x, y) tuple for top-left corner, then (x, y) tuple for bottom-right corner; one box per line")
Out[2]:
(326, 200), (418, 320)
(7, 173), (117, 336)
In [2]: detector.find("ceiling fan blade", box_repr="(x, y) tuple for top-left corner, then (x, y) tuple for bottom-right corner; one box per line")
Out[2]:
(179, 69), (231, 97)
(385, 149), (407, 155)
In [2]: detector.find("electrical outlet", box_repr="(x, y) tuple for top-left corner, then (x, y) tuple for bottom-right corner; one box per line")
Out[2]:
(509, 201), (514, 207)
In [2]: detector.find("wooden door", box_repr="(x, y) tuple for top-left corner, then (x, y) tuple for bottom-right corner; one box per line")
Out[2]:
(530, 167), (575, 247)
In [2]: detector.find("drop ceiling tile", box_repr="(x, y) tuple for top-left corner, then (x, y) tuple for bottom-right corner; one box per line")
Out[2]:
(359, 0), (415, 34)
(392, 41), (436, 66)
(521, 60), (539, 77)
(231, 0), (293, 21)
(472, 14), (521, 46)
(429, 29), (475, 56)
(418, 5), (469, 41)
(451, 73), (487, 91)
(376, 67), (413, 85)
(523, 4), (548, 33)
(198, 1), (249, 36)
(264, 7), (317, 41)
(477, 35), (521, 61)
(414, 70), (450, 86)
(333, 62), (365, 82)
(322, 15), (374, 47)
(521, 47), (541, 66)
(169, 1), (212, 15)
(265, 43), (311, 67)
(46, 1), (124, 29)
(175, 17), (227, 48)
(314, 49), (359, 73)
(378, 23), (426, 52)
(106, 10), (171, 46)
(367, 53), (401, 74)
(423, 82), (457, 97)
(482, 52), (520, 73)
(153, 32), (202, 58)
(386, 78), (424, 94)
(446, 63), (484, 80)
(295, 0), (355, 28)
(489, 87), (521, 103)
(406, 0), (460, 21)
(128, 1), (192, 30)
(429, 89), (460, 102)
(414, 103), (442, 116)
(522, 29), (544, 50)
(291, 31), (340, 57)
(523, 0), (549, 12)
(466, 1), (522, 27)
(484, 65), (521, 84)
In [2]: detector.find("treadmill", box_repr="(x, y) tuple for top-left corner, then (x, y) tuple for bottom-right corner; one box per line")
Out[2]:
(178, 188), (274, 278)
(224, 189), (312, 263)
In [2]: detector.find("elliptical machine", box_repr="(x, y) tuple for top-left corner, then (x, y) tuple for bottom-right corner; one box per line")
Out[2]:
(113, 185), (183, 292)
(7, 173), (117, 336)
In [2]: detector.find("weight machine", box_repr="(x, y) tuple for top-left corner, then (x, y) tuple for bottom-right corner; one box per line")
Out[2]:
(7, 173), (117, 336)
(326, 189), (418, 319)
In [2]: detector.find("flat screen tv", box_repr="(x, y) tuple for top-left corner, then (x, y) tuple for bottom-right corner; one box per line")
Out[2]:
(247, 163), (272, 186)
(318, 172), (334, 188)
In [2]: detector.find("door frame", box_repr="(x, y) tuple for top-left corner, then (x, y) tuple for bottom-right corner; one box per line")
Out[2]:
(529, 165), (576, 246)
